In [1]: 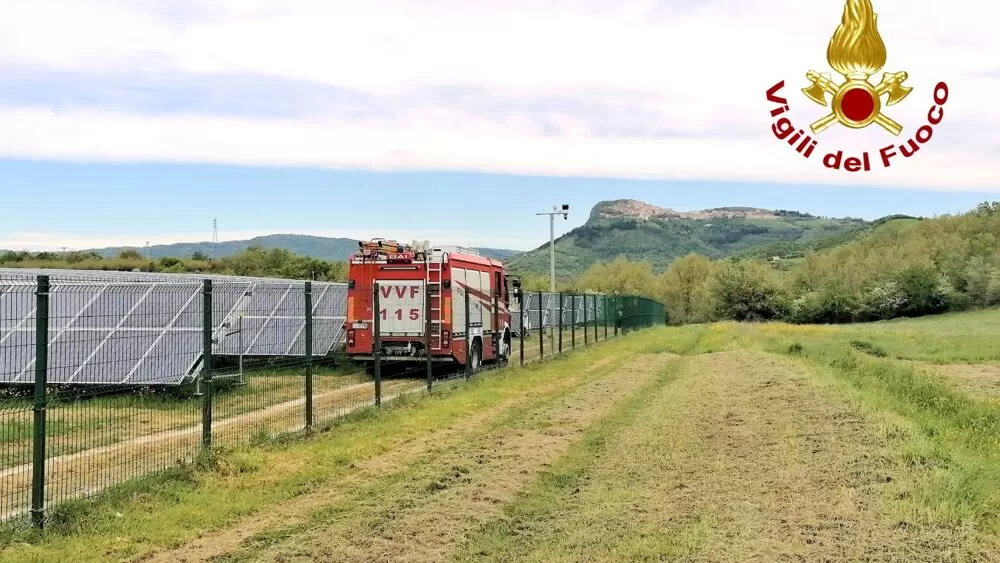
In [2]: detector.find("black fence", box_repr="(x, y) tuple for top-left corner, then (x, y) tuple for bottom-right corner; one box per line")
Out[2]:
(1, 273), (665, 530)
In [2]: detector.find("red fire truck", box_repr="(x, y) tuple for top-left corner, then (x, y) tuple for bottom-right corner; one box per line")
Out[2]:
(344, 238), (520, 370)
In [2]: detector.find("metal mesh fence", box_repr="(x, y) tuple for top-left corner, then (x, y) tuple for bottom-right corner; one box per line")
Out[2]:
(0, 279), (34, 524)
(0, 272), (665, 530)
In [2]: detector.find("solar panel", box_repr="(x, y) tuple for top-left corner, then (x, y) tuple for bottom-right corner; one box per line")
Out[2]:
(67, 330), (161, 385)
(214, 281), (346, 357)
(0, 269), (348, 386)
(132, 331), (204, 385)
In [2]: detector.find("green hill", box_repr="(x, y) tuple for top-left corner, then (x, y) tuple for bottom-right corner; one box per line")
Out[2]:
(738, 215), (923, 261)
(507, 199), (869, 280)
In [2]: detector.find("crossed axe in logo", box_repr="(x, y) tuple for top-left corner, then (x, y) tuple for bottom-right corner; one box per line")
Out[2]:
(802, 70), (912, 135)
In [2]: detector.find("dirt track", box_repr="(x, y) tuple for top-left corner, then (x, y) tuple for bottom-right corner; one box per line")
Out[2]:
(0, 378), (422, 521)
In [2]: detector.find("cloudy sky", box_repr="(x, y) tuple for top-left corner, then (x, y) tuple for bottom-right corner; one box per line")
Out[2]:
(0, 0), (997, 250)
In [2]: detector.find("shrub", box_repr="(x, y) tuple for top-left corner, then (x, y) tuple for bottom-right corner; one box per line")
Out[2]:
(859, 281), (906, 321)
(894, 266), (952, 317)
(159, 257), (181, 268)
(786, 286), (860, 324)
(850, 339), (888, 357)
(787, 291), (822, 324)
(711, 260), (786, 321)
(118, 249), (143, 260)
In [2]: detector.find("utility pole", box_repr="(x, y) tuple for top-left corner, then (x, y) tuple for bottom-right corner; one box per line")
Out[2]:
(535, 204), (569, 350)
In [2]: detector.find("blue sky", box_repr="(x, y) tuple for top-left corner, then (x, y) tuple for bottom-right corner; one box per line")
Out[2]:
(2, 160), (997, 251)
(0, 0), (996, 251)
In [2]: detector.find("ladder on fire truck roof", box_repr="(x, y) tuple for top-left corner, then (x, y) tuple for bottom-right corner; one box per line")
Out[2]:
(426, 254), (443, 351)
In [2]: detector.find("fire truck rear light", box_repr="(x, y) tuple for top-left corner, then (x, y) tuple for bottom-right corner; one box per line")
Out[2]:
(347, 329), (355, 346)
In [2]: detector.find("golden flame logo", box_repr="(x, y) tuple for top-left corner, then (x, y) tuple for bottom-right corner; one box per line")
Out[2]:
(827, 0), (887, 77)
(801, 0), (911, 135)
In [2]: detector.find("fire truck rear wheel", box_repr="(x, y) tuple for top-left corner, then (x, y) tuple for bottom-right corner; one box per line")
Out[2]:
(499, 333), (511, 364)
(470, 339), (482, 371)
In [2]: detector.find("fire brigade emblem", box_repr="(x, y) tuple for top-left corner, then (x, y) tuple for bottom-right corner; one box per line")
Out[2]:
(801, 0), (912, 135)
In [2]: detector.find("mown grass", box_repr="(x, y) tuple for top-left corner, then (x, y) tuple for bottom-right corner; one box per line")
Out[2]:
(209, 342), (657, 562)
(6, 309), (1000, 560)
(455, 360), (684, 561)
(0, 335), (628, 561)
(653, 308), (1000, 364)
(455, 312), (1000, 560)
(639, 312), (1000, 537)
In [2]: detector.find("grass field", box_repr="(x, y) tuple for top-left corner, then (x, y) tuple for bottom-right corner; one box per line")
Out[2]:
(5, 311), (1000, 561)
(0, 324), (601, 524)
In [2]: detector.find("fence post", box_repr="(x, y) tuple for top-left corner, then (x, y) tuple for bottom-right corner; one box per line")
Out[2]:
(571, 294), (576, 349)
(614, 295), (620, 337)
(603, 294), (608, 340)
(583, 294), (589, 346)
(537, 292), (544, 360)
(493, 290), (500, 366)
(592, 295), (598, 344)
(518, 288), (524, 367)
(31, 275), (50, 529)
(201, 279), (214, 449)
(373, 283), (382, 406)
(304, 281), (314, 431)
(425, 281), (433, 391)
(558, 292), (563, 354)
(465, 287), (472, 378)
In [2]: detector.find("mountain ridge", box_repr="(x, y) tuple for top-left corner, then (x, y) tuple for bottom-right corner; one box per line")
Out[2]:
(85, 235), (522, 262)
(510, 199), (869, 279)
(589, 199), (790, 222)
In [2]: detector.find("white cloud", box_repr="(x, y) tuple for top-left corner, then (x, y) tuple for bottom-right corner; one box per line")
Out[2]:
(0, 0), (996, 189)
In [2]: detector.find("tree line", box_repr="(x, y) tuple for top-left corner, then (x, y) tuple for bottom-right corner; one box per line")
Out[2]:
(0, 246), (347, 281)
(565, 202), (1000, 324)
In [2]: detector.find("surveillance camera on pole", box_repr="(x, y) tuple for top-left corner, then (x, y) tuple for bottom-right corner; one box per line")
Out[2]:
(535, 204), (570, 348)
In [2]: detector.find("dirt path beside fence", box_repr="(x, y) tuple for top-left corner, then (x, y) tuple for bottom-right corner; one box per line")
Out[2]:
(0, 378), (420, 521)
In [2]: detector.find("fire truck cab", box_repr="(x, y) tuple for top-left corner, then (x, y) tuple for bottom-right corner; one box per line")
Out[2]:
(344, 238), (520, 370)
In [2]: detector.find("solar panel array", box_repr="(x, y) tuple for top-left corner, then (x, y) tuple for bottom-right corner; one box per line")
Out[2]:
(1, 268), (613, 386)
(516, 291), (607, 332)
(0, 269), (346, 386)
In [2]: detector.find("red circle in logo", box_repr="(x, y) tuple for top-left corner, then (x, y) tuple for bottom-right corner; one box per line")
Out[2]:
(840, 88), (876, 122)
